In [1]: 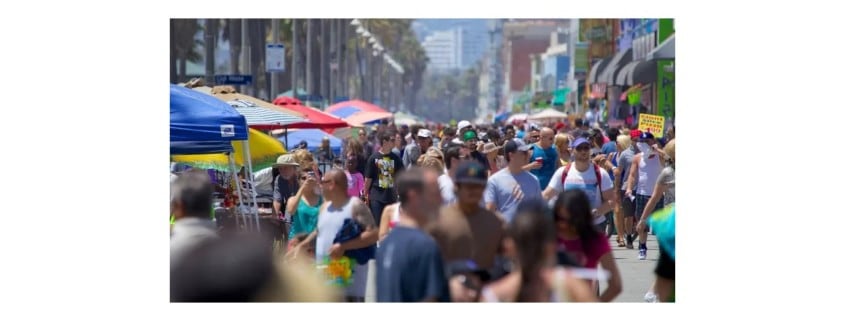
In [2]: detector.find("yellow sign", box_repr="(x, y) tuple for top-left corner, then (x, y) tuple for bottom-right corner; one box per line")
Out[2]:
(639, 114), (665, 138)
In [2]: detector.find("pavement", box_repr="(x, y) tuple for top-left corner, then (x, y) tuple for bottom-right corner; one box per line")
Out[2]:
(364, 234), (661, 303)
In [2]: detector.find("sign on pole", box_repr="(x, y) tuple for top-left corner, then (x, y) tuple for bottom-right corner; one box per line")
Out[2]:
(638, 113), (665, 138)
(215, 75), (253, 85)
(266, 43), (285, 73)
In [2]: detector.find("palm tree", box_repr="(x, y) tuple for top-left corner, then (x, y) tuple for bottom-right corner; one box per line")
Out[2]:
(170, 19), (203, 83)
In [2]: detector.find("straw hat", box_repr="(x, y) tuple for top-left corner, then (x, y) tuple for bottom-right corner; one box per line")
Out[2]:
(273, 154), (300, 168)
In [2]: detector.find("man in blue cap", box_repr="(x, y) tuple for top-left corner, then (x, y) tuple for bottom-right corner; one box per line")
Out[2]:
(542, 136), (615, 233)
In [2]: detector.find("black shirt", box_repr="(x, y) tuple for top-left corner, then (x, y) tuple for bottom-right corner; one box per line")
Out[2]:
(365, 150), (404, 203)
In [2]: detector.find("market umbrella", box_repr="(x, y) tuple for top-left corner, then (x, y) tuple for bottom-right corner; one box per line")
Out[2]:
(279, 129), (343, 155)
(271, 100), (351, 130)
(528, 108), (568, 121)
(326, 99), (389, 114)
(226, 99), (308, 130)
(171, 128), (288, 172)
(506, 113), (529, 123)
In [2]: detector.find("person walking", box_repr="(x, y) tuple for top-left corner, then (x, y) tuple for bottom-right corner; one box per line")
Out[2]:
(484, 138), (542, 223)
(296, 169), (378, 302)
(364, 131), (405, 227)
(625, 131), (666, 260)
(376, 167), (450, 302)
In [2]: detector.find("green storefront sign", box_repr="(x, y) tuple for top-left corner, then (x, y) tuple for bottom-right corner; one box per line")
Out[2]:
(657, 60), (675, 120)
(658, 19), (674, 44)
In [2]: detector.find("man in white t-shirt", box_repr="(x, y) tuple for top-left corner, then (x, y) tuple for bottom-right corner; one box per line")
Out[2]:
(542, 137), (615, 231)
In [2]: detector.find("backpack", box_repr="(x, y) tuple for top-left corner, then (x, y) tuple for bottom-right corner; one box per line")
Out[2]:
(560, 163), (604, 203)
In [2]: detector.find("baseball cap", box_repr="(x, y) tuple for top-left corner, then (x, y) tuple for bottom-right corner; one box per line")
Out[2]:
(417, 129), (432, 138)
(462, 130), (478, 141)
(639, 131), (655, 140)
(457, 120), (471, 132)
(503, 138), (533, 154)
(630, 129), (642, 138)
(454, 161), (488, 185)
(571, 137), (591, 148)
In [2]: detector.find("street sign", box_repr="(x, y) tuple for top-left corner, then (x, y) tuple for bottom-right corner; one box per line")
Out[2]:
(266, 43), (285, 73)
(215, 75), (253, 85)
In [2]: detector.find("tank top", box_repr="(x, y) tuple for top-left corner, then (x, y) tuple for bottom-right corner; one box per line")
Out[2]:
(315, 197), (356, 262)
(288, 196), (322, 240)
(637, 153), (663, 196)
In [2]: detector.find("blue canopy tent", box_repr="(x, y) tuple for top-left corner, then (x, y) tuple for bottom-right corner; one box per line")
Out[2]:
(170, 84), (249, 142)
(170, 84), (258, 231)
(279, 129), (343, 174)
(279, 129), (343, 154)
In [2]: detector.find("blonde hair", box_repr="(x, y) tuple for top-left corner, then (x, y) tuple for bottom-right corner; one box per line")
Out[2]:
(664, 139), (675, 162)
(616, 135), (632, 151)
(554, 134), (570, 153)
(420, 155), (445, 173)
(293, 149), (315, 170)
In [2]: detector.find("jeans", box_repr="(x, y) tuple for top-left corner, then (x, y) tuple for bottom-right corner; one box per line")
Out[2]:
(369, 199), (391, 228)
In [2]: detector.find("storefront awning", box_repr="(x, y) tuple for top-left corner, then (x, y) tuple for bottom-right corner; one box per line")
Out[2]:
(588, 59), (608, 85)
(598, 49), (632, 85)
(616, 59), (659, 86)
(647, 34), (675, 60)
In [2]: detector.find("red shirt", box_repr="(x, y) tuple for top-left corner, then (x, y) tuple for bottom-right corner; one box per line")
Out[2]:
(557, 233), (611, 269)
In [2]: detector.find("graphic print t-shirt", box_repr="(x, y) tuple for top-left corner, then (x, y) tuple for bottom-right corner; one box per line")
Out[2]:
(365, 150), (404, 202)
(547, 164), (613, 225)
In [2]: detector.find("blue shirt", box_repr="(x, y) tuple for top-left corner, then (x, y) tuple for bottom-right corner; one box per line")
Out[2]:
(601, 141), (617, 155)
(376, 226), (450, 302)
(529, 145), (559, 189)
(484, 169), (542, 223)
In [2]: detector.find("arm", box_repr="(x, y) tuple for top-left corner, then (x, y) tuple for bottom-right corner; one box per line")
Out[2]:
(272, 177), (284, 216)
(483, 180), (497, 212)
(285, 184), (306, 217)
(378, 204), (394, 241)
(363, 178), (372, 201)
(638, 183), (668, 231)
(561, 273), (599, 302)
(597, 252), (623, 302)
(339, 200), (379, 250)
(596, 189), (616, 217)
(543, 168), (564, 201)
(625, 155), (641, 197)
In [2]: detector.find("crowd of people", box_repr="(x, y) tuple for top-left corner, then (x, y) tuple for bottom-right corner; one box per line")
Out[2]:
(170, 117), (676, 303)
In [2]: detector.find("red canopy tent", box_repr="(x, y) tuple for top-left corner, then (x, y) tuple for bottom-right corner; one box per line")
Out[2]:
(272, 98), (350, 130)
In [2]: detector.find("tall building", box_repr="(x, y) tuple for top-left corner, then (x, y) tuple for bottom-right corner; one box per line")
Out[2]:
(421, 26), (486, 72)
(500, 20), (569, 111)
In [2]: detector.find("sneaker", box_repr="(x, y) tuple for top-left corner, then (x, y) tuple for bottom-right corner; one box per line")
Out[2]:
(644, 292), (658, 303)
(638, 244), (647, 260)
(625, 234), (634, 249)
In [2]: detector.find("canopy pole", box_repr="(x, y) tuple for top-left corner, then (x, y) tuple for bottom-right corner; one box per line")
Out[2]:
(243, 140), (261, 232)
(228, 153), (245, 231)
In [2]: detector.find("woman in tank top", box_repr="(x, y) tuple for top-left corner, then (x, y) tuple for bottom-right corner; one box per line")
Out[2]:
(286, 170), (323, 247)
(481, 200), (597, 302)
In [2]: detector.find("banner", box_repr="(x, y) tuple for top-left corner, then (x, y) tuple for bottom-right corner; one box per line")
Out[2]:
(657, 60), (675, 120)
(638, 113), (665, 138)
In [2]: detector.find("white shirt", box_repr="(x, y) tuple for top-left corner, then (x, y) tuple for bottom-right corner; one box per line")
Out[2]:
(170, 217), (219, 269)
(438, 174), (456, 205)
(547, 164), (613, 225)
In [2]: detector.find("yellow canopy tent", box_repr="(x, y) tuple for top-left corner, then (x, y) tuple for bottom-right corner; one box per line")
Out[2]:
(171, 128), (287, 172)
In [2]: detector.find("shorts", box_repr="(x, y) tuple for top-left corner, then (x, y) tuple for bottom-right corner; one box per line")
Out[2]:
(620, 190), (636, 218)
(635, 194), (664, 221)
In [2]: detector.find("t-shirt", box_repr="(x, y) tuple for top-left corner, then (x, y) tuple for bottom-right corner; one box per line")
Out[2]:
(365, 150), (405, 203)
(601, 141), (617, 155)
(403, 142), (421, 168)
(376, 226), (451, 302)
(471, 150), (491, 171)
(557, 234), (611, 269)
(438, 174), (456, 205)
(617, 147), (637, 191)
(427, 204), (506, 270)
(347, 172), (365, 198)
(529, 145), (559, 189)
(547, 164), (613, 225)
(657, 166), (675, 205)
(483, 169), (542, 223)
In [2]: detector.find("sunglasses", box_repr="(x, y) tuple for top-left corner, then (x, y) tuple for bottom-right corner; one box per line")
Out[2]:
(575, 145), (591, 152)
